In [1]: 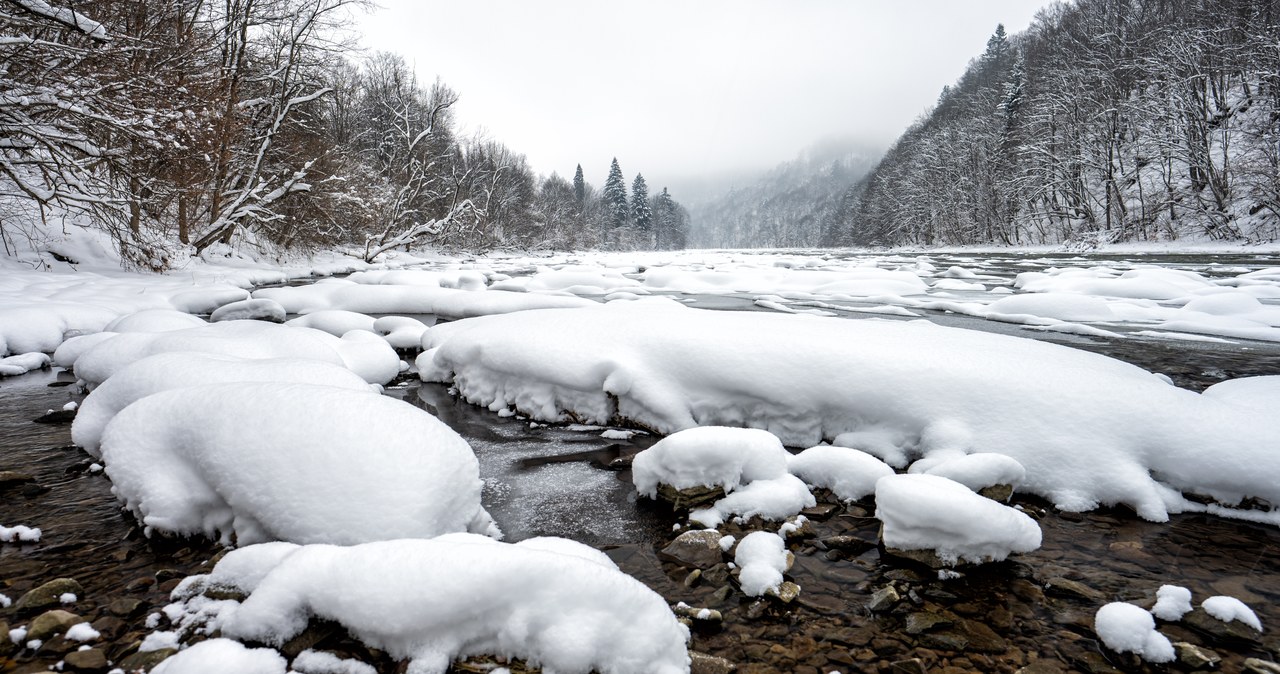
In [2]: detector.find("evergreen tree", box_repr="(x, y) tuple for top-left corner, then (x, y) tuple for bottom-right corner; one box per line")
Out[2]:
(984, 24), (1009, 62)
(631, 173), (652, 233)
(573, 164), (585, 207)
(602, 158), (629, 230)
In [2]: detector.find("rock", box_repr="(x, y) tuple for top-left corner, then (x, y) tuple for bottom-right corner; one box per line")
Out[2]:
(659, 530), (725, 569)
(0, 621), (10, 656)
(917, 619), (1008, 654)
(0, 470), (36, 486)
(979, 484), (1014, 502)
(108, 598), (145, 617)
(1043, 577), (1104, 602)
(1245, 659), (1280, 674)
(868, 585), (900, 612)
(1173, 642), (1220, 669)
(34, 409), (76, 423)
(690, 651), (737, 674)
(1016, 661), (1067, 674)
(281, 619), (342, 658)
(1184, 607), (1263, 645)
(800, 504), (838, 519)
(118, 647), (179, 671)
(889, 658), (928, 674)
(767, 581), (801, 603)
(64, 647), (109, 672)
(745, 599), (769, 620)
(90, 616), (127, 640)
(26, 609), (82, 642)
(683, 569), (703, 587)
(825, 626), (875, 648)
(884, 546), (949, 569)
(905, 611), (954, 635)
(673, 604), (723, 626)
(656, 482), (725, 509)
(15, 578), (85, 613)
(1010, 578), (1046, 603)
(819, 533), (876, 553)
(702, 564), (732, 585)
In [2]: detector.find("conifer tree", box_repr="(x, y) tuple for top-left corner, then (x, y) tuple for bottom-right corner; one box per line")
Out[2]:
(602, 158), (629, 230)
(573, 164), (585, 206)
(631, 173), (652, 233)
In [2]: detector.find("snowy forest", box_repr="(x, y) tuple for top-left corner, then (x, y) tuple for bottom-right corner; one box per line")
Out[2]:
(0, 0), (690, 270)
(845, 0), (1280, 247)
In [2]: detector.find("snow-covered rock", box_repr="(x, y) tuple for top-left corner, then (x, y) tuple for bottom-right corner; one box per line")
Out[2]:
(787, 445), (894, 501)
(1202, 595), (1262, 631)
(103, 309), (208, 333)
(875, 474), (1041, 565)
(1151, 584), (1193, 621)
(0, 352), (51, 377)
(733, 531), (790, 597)
(72, 353), (374, 457)
(1094, 602), (1175, 663)
(915, 452), (1026, 494)
(152, 638), (287, 674)
(175, 536), (690, 674)
(421, 301), (1280, 524)
(632, 427), (791, 498)
(209, 298), (286, 323)
(100, 382), (497, 545)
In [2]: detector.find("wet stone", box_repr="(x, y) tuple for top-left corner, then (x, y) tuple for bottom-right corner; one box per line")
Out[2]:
(107, 598), (145, 617)
(656, 483), (725, 509)
(1043, 577), (1104, 602)
(64, 647), (110, 673)
(868, 585), (900, 613)
(979, 484), (1014, 502)
(905, 612), (954, 635)
(0, 470), (37, 486)
(889, 657), (928, 674)
(118, 648), (179, 671)
(767, 581), (800, 603)
(14, 577), (84, 614)
(884, 547), (950, 570)
(660, 530), (725, 569)
(1245, 658), (1280, 674)
(690, 651), (737, 674)
(1184, 607), (1263, 645)
(27, 609), (82, 641)
(1016, 661), (1067, 674)
(1173, 641), (1221, 669)
(800, 504), (838, 520)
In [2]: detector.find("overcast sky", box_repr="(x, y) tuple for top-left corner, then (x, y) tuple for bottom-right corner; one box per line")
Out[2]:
(356, 1), (1047, 200)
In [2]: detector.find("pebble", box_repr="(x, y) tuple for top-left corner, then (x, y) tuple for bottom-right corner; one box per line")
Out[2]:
(660, 530), (725, 569)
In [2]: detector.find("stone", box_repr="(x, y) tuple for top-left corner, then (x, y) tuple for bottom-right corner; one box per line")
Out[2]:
(34, 409), (76, 423)
(690, 651), (737, 674)
(884, 546), (949, 569)
(889, 658), (928, 674)
(107, 598), (145, 617)
(0, 621), (10, 656)
(14, 578), (84, 613)
(868, 585), (900, 612)
(1010, 578), (1046, 603)
(683, 569), (702, 587)
(819, 533), (876, 554)
(825, 626), (875, 647)
(767, 581), (801, 603)
(800, 504), (838, 519)
(656, 482), (725, 509)
(0, 470), (36, 486)
(118, 648), (179, 672)
(1043, 577), (1104, 602)
(90, 616), (126, 640)
(1245, 659), (1280, 674)
(1173, 642), (1220, 669)
(1016, 661), (1067, 674)
(905, 611), (954, 635)
(1184, 607), (1263, 644)
(64, 648), (109, 672)
(979, 484), (1014, 502)
(660, 530), (725, 569)
(673, 604), (723, 626)
(26, 609), (82, 642)
(917, 619), (1008, 654)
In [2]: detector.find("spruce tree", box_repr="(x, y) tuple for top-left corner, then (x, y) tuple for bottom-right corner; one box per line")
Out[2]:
(602, 158), (629, 230)
(573, 164), (585, 206)
(631, 173), (652, 233)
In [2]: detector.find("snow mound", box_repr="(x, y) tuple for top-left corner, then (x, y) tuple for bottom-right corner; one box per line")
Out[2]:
(875, 474), (1041, 565)
(1201, 376), (1280, 416)
(104, 309), (207, 333)
(0, 352), (51, 377)
(734, 531), (789, 597)
(632, 427), (791, 498)
(253, 281), (593, 320)
(1151, 584), (1193, 621)
(373, 316), (429, 350)
(421, 302), (1280, 523)
(180, 536), (690, 674)
(292, 649), (375, 674)
(986, 293), (1117, 322)
(101, 382), (496, 545)
(285, 310), (377, 337)
(52, 333), (119, 368)
(917, 453), (1026, 493)
(1094, 602), (1175, 663)
(1202, 596), (1262, 631)
(152, 638), (287, 674)
(688, 473), (815, 528)
(209, 299), (286, 323)
(0, 524), (41, 542)
(787, 445), (894, 501)
(73, 353), (374, 457)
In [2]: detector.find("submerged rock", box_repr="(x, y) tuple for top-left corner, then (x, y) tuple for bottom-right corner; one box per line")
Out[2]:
(27, 609), (81, 642)
(659, 530), (725, 569)
(1173, 642), (1221, 669)
(656, 483), (725, 509)
(869, 585), (901, 612)
(15, 578), (84, 614)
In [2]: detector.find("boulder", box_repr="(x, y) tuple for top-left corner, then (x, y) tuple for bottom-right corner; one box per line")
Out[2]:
(14, 579), (84, 614)
(659, 529), (726, 569)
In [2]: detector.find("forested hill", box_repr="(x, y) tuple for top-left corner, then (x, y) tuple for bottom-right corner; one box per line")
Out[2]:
(0, 0), (689, 269)
(688, 144), (875, 249)
(844, 0), (1280, 248)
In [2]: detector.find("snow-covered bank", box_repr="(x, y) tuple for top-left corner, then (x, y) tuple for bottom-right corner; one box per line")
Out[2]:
(421, 300), (1280, 523)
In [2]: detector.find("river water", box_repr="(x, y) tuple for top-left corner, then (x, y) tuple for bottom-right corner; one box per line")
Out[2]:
(2, 252), (1279, 673)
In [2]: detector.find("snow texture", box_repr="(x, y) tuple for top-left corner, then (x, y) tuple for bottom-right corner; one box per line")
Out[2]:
(0, 352), (50, 377)
(73, 352), (374, 457)
(0, 524), (41, 542)
(422, 300), (1280, 524)
(1093, 602), (1175, 663)
(64, 623), (99, 642)
(688, 474), (815, 528)
(100, 382), (495, 545)
(1151, 585), (1193, 621)
(787, 445), (894, 501)
(733, 531), (789, 597)
(176, 536), (690, 674)
(632, 426), (791, 497)
(875, 474), (1042, 565)
(151, 638), (287, 674)
(1202, 596), (1262, 631)
(209, 298), (286, 323)
(915, 452), (1026, 493)
(292, 650), (376, 674)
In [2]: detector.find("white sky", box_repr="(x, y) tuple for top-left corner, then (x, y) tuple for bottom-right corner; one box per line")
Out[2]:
(355, 1), (1047, 198)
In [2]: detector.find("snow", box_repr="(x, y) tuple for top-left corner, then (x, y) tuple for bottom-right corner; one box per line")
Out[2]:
(421, 299), (1280, 523)
(209, 298), (286, 323)
(103, 309), (207, 333)
(151, 638), (287, 674)
(372, 316), (429, 349)
(60, 592), (76, 604)
(64, 623), (99, 642)
(72, 352), (374, 457)
(915, 453), (1026, 493)
(0, 524), (41, 542)
(875, 474), (1042, 565)
(285, 310), (377, 337)
(1201, 376), (1280, 416)
(0, 594), (8, 608)
(0, 352), (50, 376)
(1093, 602), (1175, 663)
(291, 649), (376, 674)
(1151, 584), (1193, 621)
(632, 427), (791, 498)
(1202, 596), (1262, 631)
(253, 280), (594, 319)
(100, 382), (496, 545)
(688, 474), (815, 528)
(733, 531), (790, 597)
(787, 445), (894, 501)
(170, 536), (690, 674)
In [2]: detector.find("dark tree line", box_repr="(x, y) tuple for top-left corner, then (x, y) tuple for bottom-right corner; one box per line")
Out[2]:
(0, 0), (688, 268)
(843, 0), (1280, 247)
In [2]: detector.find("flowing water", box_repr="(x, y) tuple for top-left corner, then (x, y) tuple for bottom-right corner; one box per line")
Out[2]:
(3, 252), (1280, 673)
